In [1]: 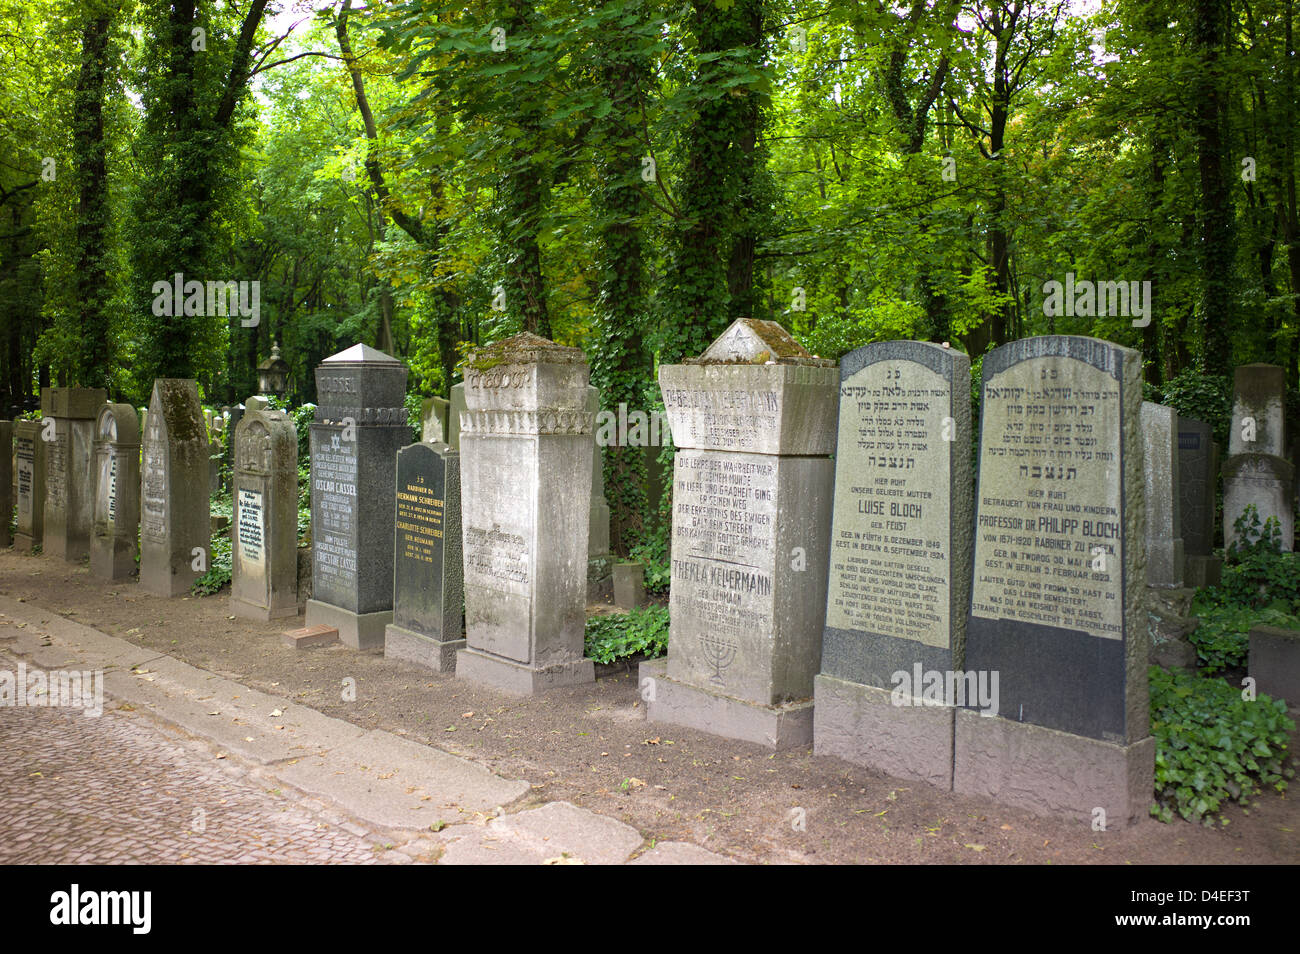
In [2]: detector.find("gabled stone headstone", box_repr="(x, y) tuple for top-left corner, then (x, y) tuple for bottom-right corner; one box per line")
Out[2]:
(41, 387), (107, 562)
(230, 404), (299, 620)
(305, 344), (411, 648)
(642, 318), (837, 748)
(139, 380), (210, 597)
(455, 332), (595, 693)
(1224, 364), (1293, 551)
(384, 442), (464, 671)
(957, 336), (1152, 826)
(14, 419), (47, 552)
(420, 396), (449, 444)
(1141, 402), (1183, 587)
(0, 421), (11, 549)
(90, 404), (141, 580)
(814, 341), (972, 785)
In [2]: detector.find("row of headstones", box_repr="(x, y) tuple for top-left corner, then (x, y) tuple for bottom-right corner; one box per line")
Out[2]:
(0, 382), (298, 618)
(291, 324), (1289, 830)
(3, 330), (1292, 830)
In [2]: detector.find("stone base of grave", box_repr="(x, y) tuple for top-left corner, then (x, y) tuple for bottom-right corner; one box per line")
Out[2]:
(385, 623), (465, 673)
(456, 648), (594, 694)
(15, 534), (37, 553)
(45, 535), (88, 564)
(90, 541), (136, 582)
(229, 594), (299, 623)
(813, 675), (954, 789)
(1249, 625), (1300, 705)
(139, 564), (199, 598)
(952, 709), (1155, 827)
(304, 599), (392, 651)
(1184, 555), (1222, 588)
(639, 658), (813, 750)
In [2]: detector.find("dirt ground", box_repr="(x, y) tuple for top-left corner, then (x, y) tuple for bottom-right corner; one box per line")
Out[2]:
(2, 547), (1297, 865)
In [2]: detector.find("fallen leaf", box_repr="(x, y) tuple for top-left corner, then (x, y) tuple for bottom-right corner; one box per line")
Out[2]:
(964, 843), (986, 852)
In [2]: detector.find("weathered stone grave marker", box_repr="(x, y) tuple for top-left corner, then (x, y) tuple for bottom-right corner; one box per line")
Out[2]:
(587, 386), (613, 601)
(42, 387), (107, 562)
(14, 419), (45, 551)
(305, 344), (410, 648)
(139, 380), (210, 597)
(230, 404), (299, 620)
(420, 396), (449, 444)
(1224, 364), (1292, 551)
(384, 442), (464, 671)
(90, 404), (141, 580)
(958, 336), (1152, 825)
(455, 332), (595, 693)
(641, 318), (837, 748)
(814, 340), (972, 784)
(1141, 402), (1183, 587)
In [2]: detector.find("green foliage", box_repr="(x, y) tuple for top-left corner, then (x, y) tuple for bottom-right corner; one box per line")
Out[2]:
(1186, 597), (1298, 674)
(1159, 370), (1232, 449)
(1222, 505), (1300, 611)
(628, 527), (670, 594)
(192, 491), (233, 596)
(1149, 666), (1294, 825)
(584, 606), (669, 664)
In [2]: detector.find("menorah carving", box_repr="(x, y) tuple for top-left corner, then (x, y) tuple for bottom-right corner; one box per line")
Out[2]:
(699, 633), (737, 686)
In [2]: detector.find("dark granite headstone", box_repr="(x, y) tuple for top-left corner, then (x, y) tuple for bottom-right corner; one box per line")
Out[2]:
(956, 335), (1152, 826)
(384, 442), (464, 670)
(90, 404), (141, 580)
(305, 343), (411, 648)
(1177, 417), (1214, 556)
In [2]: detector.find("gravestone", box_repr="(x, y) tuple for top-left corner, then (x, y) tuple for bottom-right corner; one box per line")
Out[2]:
(384, 442), (464, 671)
(1178, 417), (1221, 586)
(420, 396), (450, 444)
(641, 318), (837, 748)
(0, 421), (11, 548)
(305, 344), (411, 648)
(1224, 364), (1293, 551)
(447, 382), (466, 451)
(957, 335), (1152, 825)
(229, 404), (299, 620)
(90, 404), (141, 580)
(42, 387), (107, 562)
(455, 333), (595, 693)
(814, 341), (972, 785)
(139, 380), (210, 597)
(587, 386), (613, 601)
(1141, 402), (1183, 587)
(14, 419), (46, 552)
